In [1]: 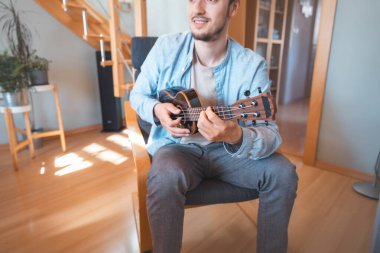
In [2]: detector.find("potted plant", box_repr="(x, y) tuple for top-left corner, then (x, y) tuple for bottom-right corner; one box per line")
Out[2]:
(28, 52), (51, 86)
(0, 0), (33, 64)
(0, 51), (27, 106)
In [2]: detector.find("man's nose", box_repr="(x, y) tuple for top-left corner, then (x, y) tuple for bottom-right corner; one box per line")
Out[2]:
(193, 0), (206, 14)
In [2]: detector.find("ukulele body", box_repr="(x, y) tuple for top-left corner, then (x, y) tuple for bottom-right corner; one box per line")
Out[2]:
(158, 87), (201, 134)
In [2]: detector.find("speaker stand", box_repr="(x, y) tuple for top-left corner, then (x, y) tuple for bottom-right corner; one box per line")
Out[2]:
(353, 181), (380, 200)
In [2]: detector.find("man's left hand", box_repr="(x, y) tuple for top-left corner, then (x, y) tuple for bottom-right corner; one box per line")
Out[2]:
(197, 107), (242, 145)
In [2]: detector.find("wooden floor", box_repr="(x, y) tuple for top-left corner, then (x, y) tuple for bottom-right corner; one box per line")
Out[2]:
(0, 129), (377, 253)
(277, 98), (310, 157)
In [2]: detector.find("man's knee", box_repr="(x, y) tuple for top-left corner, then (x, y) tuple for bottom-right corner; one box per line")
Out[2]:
(264, 153), (298, 192)
(147, 145), (189, 196)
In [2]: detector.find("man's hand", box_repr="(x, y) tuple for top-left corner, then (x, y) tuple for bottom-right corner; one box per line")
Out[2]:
(154, 103), (190, 137)
(198, 107), (242, 144)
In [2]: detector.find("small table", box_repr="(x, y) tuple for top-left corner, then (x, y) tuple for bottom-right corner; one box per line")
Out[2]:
(0, 104), (35, 171)
(1, 84), (66, 171)
(28, 84), (66, 152)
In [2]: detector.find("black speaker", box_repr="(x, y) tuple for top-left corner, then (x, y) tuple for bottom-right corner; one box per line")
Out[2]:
(95, 51), (123, 132)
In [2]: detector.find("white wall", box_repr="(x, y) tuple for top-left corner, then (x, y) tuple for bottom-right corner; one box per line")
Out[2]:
(146, 0), (188, 36)
(0, 0), (102, 144)
(317, 0), (380, 173)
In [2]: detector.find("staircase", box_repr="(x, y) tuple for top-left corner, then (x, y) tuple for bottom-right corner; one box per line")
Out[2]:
(34, 0), (147, 97)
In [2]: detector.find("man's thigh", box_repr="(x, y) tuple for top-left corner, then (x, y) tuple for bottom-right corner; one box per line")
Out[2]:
(207, 143), (295, 190)
(150, 144), (209, 191)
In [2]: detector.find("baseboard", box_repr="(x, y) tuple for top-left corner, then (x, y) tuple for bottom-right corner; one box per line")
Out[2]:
(0, 124), (102, 149)
(0, 143), (7, 151)
(315, 160), (372, 181)
(64, 124), (102, 136)
(278, 148), (373, 181)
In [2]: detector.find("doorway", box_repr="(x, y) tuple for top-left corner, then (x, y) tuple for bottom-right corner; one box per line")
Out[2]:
(276, 0), (321, 157)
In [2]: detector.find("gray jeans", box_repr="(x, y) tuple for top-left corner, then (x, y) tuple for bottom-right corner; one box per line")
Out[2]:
(147, 142), (298, 253)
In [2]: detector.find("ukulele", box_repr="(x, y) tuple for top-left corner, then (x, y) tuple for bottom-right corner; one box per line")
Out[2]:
(158, 87), (277, 134)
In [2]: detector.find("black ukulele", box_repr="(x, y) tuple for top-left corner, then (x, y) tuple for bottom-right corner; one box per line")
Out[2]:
(158, 87), (277, 134)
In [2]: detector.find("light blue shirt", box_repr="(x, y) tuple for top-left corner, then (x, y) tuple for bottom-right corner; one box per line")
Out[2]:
(130, 31), (282, 159)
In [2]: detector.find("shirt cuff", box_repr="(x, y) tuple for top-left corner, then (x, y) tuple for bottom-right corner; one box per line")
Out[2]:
(223, 127), (256, 157)
(145, 100), (160, 125)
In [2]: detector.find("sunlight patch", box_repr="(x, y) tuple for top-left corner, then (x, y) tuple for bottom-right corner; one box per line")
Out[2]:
(54, 153), (82, 168)
(106, 134), (131, 149)
(96, 150), (128, 165)
(54, 161), (93, 176)
(82, 143), (107, 154)
(40, 162), (46, 175)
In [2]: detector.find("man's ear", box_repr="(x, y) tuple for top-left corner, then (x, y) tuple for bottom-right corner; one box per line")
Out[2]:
(229, 0), (240, 17)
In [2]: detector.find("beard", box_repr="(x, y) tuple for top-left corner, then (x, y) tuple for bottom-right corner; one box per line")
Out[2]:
(190, 6), (231, 42)
(191, 21), (227, 42)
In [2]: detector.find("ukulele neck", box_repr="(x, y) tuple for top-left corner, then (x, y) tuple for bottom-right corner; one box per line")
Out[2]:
(174, 106), (232, 121)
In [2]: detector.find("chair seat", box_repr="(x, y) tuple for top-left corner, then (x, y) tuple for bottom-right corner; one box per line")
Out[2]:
(185, 179), (259, 206)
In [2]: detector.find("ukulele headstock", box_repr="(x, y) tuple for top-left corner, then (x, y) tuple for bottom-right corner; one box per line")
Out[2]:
(230, 93), (277, 121)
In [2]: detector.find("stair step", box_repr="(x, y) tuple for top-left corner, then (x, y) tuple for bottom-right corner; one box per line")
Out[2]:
(83, 34), (110, 42)
(100, 60), (113, 67)
(64, 3), (86, 11)
(99, 59), (132, 67)
(63, 4), (103, 24)
(121, 83), (134, 91)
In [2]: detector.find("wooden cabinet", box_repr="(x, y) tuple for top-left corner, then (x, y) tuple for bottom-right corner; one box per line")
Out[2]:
(229, 0), (288, 100)
(254, 0), (288, 99)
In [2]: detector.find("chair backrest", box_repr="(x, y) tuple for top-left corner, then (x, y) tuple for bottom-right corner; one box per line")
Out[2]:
(131, 36), (158, 81)
(131, 36), (158, 143)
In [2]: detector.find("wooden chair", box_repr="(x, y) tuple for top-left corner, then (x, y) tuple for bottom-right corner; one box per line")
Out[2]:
(125, 37), (259, 253)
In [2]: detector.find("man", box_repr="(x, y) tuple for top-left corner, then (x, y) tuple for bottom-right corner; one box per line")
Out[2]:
(130, 0), (298, 252)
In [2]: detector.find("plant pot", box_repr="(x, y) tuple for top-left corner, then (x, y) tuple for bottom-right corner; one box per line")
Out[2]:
(32, 128), (44, 149)
(1, 91), (23, 107)
(30, 70), (49, 86)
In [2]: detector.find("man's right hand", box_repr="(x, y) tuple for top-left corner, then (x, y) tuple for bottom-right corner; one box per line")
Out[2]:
(153, 103), (190, 137)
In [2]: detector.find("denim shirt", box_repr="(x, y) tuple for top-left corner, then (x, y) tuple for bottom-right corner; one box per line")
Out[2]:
(130, 31), (282, 159)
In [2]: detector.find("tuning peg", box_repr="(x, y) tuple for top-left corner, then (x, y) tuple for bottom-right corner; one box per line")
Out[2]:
(265, 120), (269, 126)
(258, 87), (262, 94)
(244, 90), (251, 98)
(252, 120), (256, 126)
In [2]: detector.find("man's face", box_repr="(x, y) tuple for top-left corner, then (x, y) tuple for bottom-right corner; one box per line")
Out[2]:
(187, 0), (235, 42)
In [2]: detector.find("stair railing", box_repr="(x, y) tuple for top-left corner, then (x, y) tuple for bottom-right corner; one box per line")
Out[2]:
(82, 10), (89, 37)
(62, 0), (68, 11)
(60, 0), (147, 98)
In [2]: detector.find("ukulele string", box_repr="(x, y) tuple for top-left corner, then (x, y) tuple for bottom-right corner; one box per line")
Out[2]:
(173, 105), (261, 119)
(173, 111), (267, 121)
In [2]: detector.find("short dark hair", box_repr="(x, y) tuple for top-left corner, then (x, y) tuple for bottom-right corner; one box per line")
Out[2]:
(229, 0), (235, 4)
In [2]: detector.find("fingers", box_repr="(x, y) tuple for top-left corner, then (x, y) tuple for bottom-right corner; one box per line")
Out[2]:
(198, 110), (215, 139)
(154, 103), (190, 137)
(198, 107), (241, 143)
(166, 103), (181, 114)
(205, 107), (224, 125)
(167, 126), (190, 137)
(162, 117), (190, 136)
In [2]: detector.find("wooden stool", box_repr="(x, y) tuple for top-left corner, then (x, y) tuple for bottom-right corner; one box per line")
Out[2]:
(29, 84), (66, 152)
(0, 104), (35, 171)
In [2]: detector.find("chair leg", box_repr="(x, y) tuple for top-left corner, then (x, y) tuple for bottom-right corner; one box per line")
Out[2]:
(23, 111), (35, 158)
(138, 190), (153, 253)
(53, 84), (66, 152)
(4, 109), (19, 171)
